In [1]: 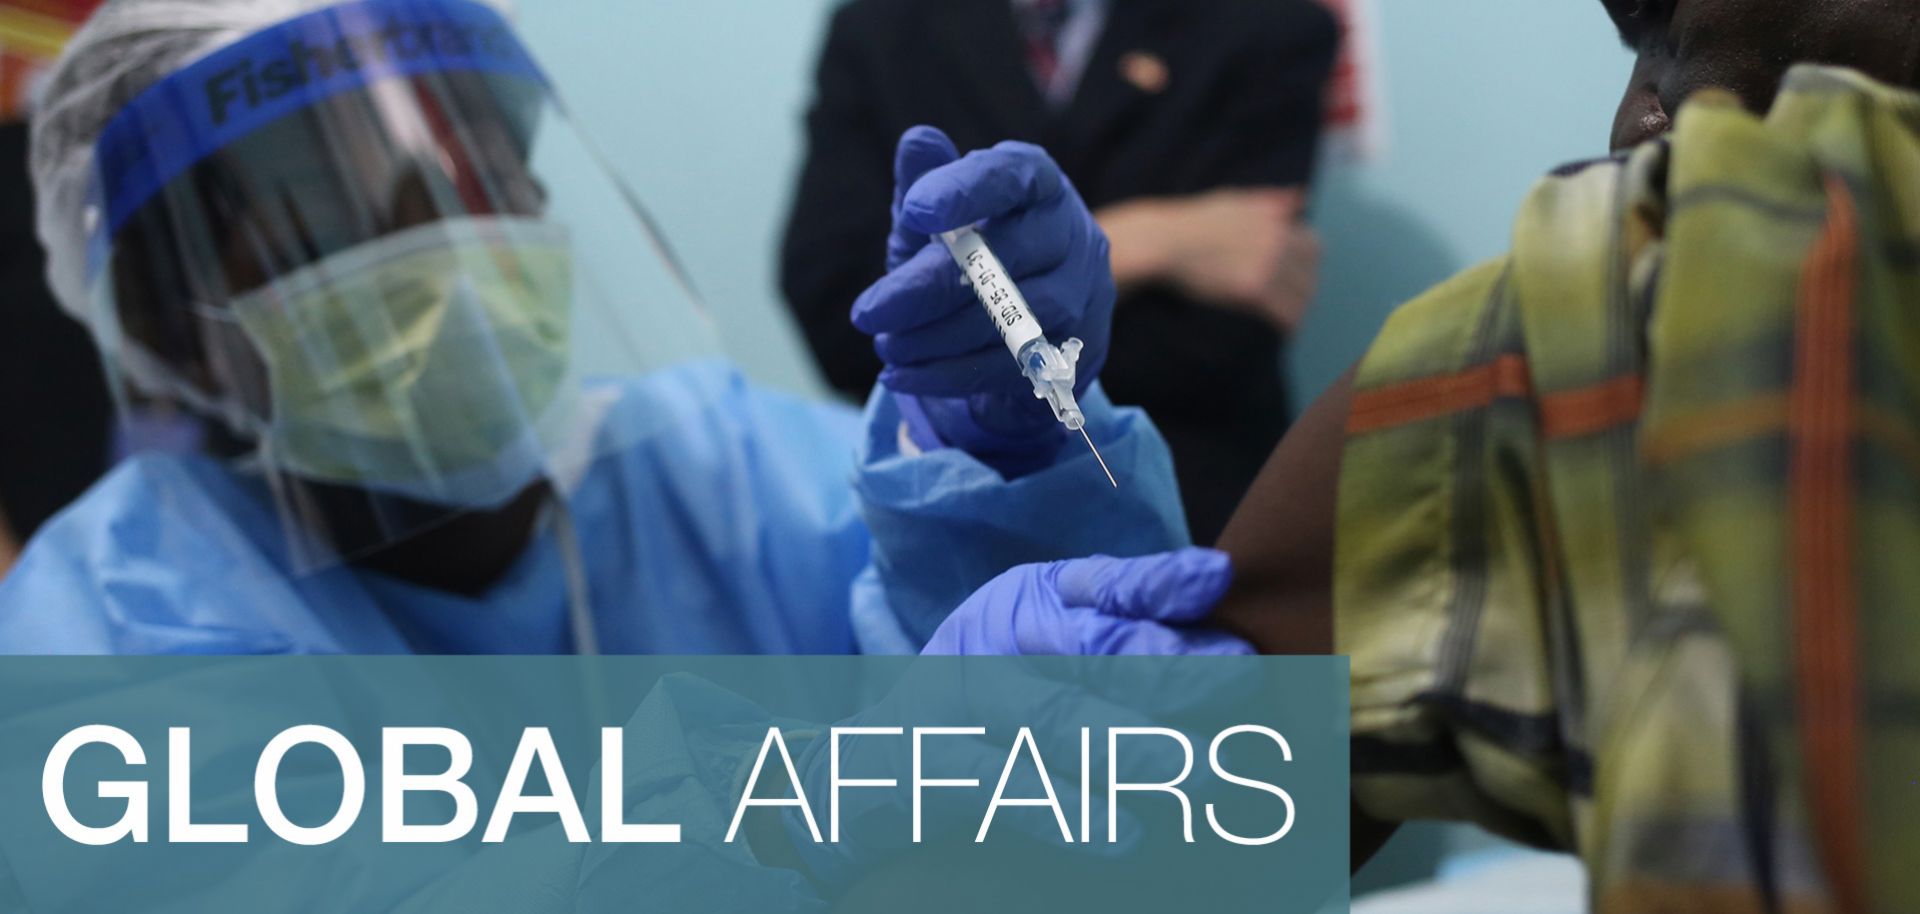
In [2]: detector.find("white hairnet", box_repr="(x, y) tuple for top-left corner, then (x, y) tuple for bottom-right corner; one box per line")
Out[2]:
(28, 0), (515, 329)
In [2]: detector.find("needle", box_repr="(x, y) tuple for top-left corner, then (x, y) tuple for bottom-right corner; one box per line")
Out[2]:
(1080, 427), (1118, 488)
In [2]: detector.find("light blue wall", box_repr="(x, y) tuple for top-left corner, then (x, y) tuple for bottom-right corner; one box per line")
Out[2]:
(519, 0), (1635, 404)
(1294, 0), (1633, 402)
(518, 0), (839, 396)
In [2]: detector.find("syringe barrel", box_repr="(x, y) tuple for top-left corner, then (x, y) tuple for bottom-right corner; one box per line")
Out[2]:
(941, 227), (1044, 359)
(941, 227), (1088, 430)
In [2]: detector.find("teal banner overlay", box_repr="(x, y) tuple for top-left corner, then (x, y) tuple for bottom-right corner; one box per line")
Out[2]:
(0, 657), (1349, 912)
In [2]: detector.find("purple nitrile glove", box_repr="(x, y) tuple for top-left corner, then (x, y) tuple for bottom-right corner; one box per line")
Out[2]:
(922, 549), (1254, 657)
(853, 126), (1116, 476)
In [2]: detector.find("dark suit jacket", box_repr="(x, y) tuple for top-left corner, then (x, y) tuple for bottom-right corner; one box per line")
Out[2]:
(780, 0), (1339, 543)
(0, 123), (110, 539)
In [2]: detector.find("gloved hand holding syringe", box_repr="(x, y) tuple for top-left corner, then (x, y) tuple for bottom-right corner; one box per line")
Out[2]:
(938, 226), (1118, 487)
(851, 127), (1121, 485)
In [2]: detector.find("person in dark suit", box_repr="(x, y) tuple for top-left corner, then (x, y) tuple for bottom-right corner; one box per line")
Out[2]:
(0, 120), (111, 555)
(781, 0), (1339, 544)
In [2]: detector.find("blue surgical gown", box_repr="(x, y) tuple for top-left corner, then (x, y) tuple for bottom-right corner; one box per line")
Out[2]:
(0, 362), (1188, 655)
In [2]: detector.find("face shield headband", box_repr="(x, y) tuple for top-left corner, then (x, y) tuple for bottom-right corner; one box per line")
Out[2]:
(90, 0), (545, 261)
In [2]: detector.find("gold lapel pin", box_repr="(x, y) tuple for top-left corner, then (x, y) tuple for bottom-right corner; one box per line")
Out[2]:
(1120, 51), (1170, 94)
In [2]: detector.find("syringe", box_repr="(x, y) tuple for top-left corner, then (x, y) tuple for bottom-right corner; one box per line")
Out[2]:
(939, 226), (1117, 488)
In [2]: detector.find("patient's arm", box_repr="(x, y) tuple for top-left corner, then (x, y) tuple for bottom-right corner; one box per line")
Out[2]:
(1207, 367), (1400, 868)
(1209, 368), (1351, 655)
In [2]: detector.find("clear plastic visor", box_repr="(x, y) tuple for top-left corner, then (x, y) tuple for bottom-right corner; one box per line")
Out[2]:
(84, 0), (723, 572)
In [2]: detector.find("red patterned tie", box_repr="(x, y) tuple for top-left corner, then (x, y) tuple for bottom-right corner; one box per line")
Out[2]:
(1018, 0), (1070, 91)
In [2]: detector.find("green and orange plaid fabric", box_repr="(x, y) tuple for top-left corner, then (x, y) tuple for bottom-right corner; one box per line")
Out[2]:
(1335, 66), (1920, 914)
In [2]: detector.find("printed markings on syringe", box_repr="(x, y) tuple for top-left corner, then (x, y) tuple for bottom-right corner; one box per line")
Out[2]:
(969, 259), (1019, 322)
(949, 229), (1043, 354)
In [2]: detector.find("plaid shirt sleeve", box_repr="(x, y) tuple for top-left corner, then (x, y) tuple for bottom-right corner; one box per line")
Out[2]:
(1334, 253), (1580, 851)
(1334, 67), (1920, 912)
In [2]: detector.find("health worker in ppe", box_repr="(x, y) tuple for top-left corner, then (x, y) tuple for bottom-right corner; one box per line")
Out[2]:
(0, 0), (1196, 656)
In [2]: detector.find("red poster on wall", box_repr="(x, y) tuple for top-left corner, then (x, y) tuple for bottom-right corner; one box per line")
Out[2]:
(1315, 0), (1387, 163)
(0, 0), (102, 121)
